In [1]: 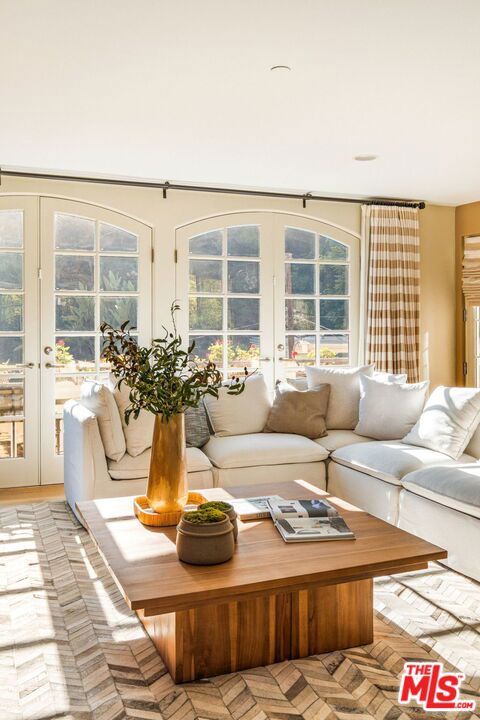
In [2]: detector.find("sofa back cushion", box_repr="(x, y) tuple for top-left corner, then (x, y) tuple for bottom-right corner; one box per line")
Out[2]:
(306, 364), (374, 429)
(264, 382), (330, 439)
(80, 380), (126, 462)
(113, 381), (155, 457)
(403, 385), (480, 460)
(355, 375), (429, 440)
(203, 374), (271, 437)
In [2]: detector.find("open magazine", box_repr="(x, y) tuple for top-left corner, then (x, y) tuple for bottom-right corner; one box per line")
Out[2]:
(266, 498), (355, 543)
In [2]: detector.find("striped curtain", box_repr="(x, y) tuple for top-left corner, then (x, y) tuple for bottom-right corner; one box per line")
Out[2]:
(462, 236), (480, 305)
(364, 205), (420, 382)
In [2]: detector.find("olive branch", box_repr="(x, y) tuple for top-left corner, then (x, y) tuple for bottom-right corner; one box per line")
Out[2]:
(101, 302), (247, 423)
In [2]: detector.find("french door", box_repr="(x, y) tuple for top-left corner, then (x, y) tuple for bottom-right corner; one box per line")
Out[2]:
(175, 212), (359, 385)
(0, 196), (152, 488)
(176, 213), (275, 385)
(0, 197), (40, 486)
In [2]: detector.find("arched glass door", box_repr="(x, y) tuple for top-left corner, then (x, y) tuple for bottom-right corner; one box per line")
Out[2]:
(0, 195), (152, 488)
(272, 214), (359, 381)
(176, 211), (359, 386)
(40, 198), (152, 485)
(176, 213), (275, 386)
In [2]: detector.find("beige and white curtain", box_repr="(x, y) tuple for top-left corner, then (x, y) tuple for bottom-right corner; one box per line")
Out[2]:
(362, 205), (420, 382)
(462, 236), (480, 305)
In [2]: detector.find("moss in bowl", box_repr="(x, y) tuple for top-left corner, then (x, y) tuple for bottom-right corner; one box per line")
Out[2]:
(183, 508), (226, 524)
(199, 501), (238, 541)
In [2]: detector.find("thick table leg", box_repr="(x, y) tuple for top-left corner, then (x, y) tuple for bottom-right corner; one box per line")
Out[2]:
(138, 578), (373, 683)
(291, 578), (373, 657)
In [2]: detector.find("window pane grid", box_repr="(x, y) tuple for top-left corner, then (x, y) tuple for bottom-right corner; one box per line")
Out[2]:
(54, 214), (140, 451)
(188, 226), (261, 377)
(0, 211), (25, 459)
(284, 228), (350, 370)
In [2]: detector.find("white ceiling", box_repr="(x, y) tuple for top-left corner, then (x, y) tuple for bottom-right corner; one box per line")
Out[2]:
(1, 0), (479, 205)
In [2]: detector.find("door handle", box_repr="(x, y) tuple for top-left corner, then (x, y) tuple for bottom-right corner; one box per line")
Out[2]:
(259, 357), (271, 362)
(45, 362), (63, 369)
(11, 362), (35, 369)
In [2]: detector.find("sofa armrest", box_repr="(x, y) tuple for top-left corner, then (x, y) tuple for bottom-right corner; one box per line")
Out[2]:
(63, 399), (110, 522)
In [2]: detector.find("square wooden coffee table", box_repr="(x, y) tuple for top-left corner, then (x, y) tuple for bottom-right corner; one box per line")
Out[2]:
(77, 481), (446, 683)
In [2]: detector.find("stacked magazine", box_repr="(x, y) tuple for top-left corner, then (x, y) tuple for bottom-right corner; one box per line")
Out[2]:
(230, 495), (285, 520)
(266, 497), (355, 543)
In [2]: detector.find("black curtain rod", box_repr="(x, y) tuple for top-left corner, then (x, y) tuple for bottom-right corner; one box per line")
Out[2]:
(0, 167), (426, 210)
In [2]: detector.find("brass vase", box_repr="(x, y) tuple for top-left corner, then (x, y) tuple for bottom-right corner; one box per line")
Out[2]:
(146, 413), (187, 514)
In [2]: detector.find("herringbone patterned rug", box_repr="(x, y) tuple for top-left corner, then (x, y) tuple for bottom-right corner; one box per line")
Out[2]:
(1, 502), (479, 720)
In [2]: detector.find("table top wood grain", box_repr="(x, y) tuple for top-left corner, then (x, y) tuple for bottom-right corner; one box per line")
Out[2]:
(77, 480), (447, 615)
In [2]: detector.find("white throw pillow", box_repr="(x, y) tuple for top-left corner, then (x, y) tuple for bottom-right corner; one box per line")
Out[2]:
(113, 380), (155, 457)
(403, 386), (480, 460)
(305, 365), (374, 429)
(355, 375), (429, 440)
(80, 380), (126, 462)
(373, 371), (408, 384)
(203, 374), (271, 437)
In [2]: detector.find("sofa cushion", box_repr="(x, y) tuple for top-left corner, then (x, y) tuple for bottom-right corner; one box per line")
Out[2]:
(202, 433), (328, 469)
(113, 380), (155, 457)
(108, 446), (212, 480)
(306, 364), (374, 430)
(203, 374), (271, 437)
(403, 385), (480, 460)
(80, 380), (126, 462)
(314, 429), (372, 453)
(264, 382), (330, 439)
(355, 376), (428, 440)
(331, 441), (476, 486)
(402, 464), (480, 520)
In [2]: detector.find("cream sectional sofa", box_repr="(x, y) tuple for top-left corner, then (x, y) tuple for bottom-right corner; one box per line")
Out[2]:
(63, 397), (329, 519)
(64, 380), (480, 582)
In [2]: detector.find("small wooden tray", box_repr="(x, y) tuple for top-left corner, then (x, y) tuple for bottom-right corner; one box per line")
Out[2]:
(134, 491), (208, 527)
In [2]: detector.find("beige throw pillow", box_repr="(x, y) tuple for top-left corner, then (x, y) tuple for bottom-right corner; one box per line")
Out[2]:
(264, 382), (330, 439)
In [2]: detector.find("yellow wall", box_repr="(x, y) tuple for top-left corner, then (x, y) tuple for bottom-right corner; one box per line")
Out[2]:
(419, 204), (456, 388)
(0, 175), (456, 387)
(455, 201), (480, 384)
